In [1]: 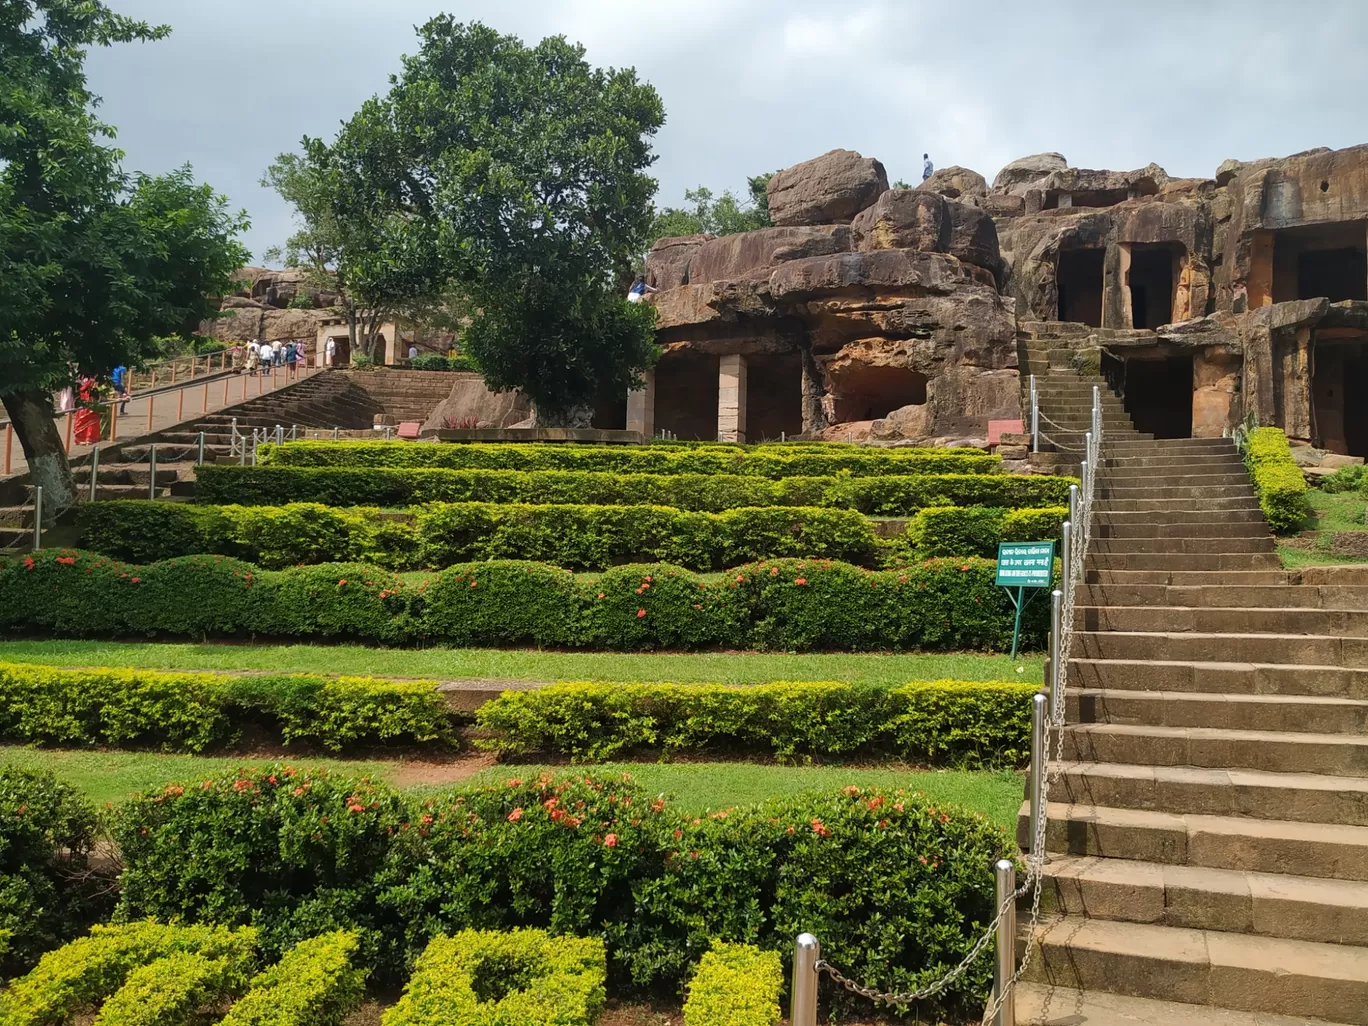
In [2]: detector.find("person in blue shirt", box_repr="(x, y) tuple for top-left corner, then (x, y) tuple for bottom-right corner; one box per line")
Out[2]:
(627, 276), (658, 303)
(923, 154), (934, 181)
(111, 365), (129, 413)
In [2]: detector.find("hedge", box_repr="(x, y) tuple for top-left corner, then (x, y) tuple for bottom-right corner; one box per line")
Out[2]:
(1242, 427), (1310, 533)
(0, 768), (111, 976)
(383, 930), (607, 1026)
(907, 505), (1067, 558)
(113, 767), (1009, 1019)
(260, 440), (1000, 478)
(0, 662), (453, 753)
(1, 551), (1051, 652)
(218, 932), (366, 1026)
(195, 464), (1075, 516)
(475, 680), (1035, 766)
(91, 949), (248, 1026)
(79, 500), (881, 571)
(683, 942), (782, 1026)
(409, 353), (477, 372)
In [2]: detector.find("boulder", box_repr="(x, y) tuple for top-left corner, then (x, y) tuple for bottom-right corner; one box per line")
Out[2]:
(688, 226), (849, 284)
(645, 234), (712, 290)
(992, 152), (1068, 194)
(917, 166), (988, 203)
(421, 376), (532, 433)
(769, 250), (981, 300)
(767, 149), (889, 226)
(851, 191), (949, 253)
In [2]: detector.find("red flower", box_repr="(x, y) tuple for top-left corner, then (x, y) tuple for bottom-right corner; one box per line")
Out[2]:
(597, 592), (605, 600)
(348, 803), (366, 813)
(672, 829), (683, 840)
(637, 609), (646, 618)
(22, 558), (34, 570)
(337, 579), (348, 587)
(794, 578), (807, 586)
(604, 833), (618, 848)
(55, 556), (75, 565)
(507, 808), (524, 822)
(470, 580), (478, 588)
(811, 819), (831, 838)
(130, 577), (140, 584)
(735, 574), (745, 583)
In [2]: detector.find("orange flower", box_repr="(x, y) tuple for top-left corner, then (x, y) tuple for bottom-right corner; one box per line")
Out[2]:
(604, 833), (618, 847)
(507, 808), (524, 822)
(470, 580), (478, 588)
(348, 803), (366, 813)
(637, 609), (646, 618)
(794, 578), (807, 586)
(337, 579), (348, 587)
(811, 819), (831, 838)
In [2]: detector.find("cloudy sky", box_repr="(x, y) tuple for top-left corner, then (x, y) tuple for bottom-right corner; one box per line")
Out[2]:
(84, 0), (1368, 262)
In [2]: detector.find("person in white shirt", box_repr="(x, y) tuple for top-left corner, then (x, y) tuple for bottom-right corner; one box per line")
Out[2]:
(408, 344), (418, 361)
(627, 276), (658, 303)
(324, 337), (336, 367)
(923, 154), (934, 181)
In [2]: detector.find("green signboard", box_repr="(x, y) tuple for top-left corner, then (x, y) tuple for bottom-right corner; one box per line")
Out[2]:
(996, 540), (1056, 658)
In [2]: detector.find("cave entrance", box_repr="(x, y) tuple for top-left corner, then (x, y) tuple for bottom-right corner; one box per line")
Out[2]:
(590, 381), (627, 431)
(1122, 353), (1193, 438)
(1128, 244), (1181, 329)
(1344, 354), (1368, 458)
(653, 350), (719, 441)
(745, 351), (803, 440)
(830, 365), (929, 423)
(1057, 248), (1105, 327)
(1272, 221), (1368, 303)
(1315, 341), (1368, 457)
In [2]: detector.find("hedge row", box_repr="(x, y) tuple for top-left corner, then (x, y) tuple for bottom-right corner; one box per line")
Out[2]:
(195, 464), (1076, 515)
(0, 662), (452, 752)
(219, 932), (366, 1026)
(1243, 427), (1310, 533)
(260, 440), (1000, 478)
(79, 501), (881, 571)
(908, 505), (1067, 558)
(683, 942), (782, 1026)
(475, 680), (1035, 765)
(2, 551), (1050, 652)
(112, 766), (1007, 1018)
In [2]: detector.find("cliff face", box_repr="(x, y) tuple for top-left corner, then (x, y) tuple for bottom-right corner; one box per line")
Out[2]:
(201, 267), (342, 343)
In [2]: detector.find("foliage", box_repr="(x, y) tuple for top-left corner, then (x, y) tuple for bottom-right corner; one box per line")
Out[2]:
(0, 768), (111, 976)
(1242, 427), (1311, 533)
(382, 929), (607, 1026)
(648, 173), (780, 247)
(194, 465), (1074, 515)
(474, 679), (1034, 765)
(260, 440), (1000, 477)
(90, 950), (246, 1026)
(1316, 463), (1368, 494)
(218, 931), (367, 1026)
(682, 942), (782, 1026)
(0, 661), (453, 753)
(326, 19), (665, 423)
(0, 550), (1050, 652)
(80, 500), (881, 571)
(0, 922), (258, 1026)
(907, 505), (1067, 558)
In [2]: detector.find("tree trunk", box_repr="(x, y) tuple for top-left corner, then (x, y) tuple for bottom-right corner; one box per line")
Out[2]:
(345, 302), (359, 365)
(532, 403), (595, 429)
(2, 391), (76, 524)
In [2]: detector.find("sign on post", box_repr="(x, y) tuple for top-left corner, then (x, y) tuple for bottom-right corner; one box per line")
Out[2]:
(996, 540), (1056, 659)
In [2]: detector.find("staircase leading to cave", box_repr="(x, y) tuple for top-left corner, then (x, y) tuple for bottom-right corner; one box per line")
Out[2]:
(1009, 336), (1368, 1025)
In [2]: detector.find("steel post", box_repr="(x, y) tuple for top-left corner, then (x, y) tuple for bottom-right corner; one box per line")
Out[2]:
(1068, 484), (1079, 534)
(31, 486), (42, 550)
(993, 860), (1017, 1026)
(88, 447), (99, 502)
(1083, 432), (1093, 490)
(1029, 693), (1047, 862)
(1060, 520), (1072, 599)
(790, 934), (820, 1026)
(275, 424), (283, 447)
(1049, 589), (1063, 721)
(1029, 374), (1039, 453)
(148, 444), (157, 501)
(333, 427), (339, 442)
(197, 432), (206, 466)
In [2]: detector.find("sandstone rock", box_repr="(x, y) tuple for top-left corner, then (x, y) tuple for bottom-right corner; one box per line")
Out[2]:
(851, 191), (949, 253)
(651, 279), (774, 334)
(421, 375), (532, 433)
(992, 152), (1068, 193)
(688, 225), (849, 284)
(917, 166), (988, 203)
(767, 149), (889, 226)
(1322, 453), (1365, 470)
(645, 234), (712, 290)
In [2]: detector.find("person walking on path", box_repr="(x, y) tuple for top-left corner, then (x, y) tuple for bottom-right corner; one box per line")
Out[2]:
(922, 153), (934, 181)
(111, 365), (129, 413)
(324, 337), (336, 367)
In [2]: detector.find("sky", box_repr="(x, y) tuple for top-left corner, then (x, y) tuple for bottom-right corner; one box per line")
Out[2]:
(83, 0), (1368, 263)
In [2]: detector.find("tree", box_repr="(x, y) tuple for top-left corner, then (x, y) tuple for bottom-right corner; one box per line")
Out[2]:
(0, 1), (249, 515)
(327, 19), (665, 425)
(647, 171), (780, 246)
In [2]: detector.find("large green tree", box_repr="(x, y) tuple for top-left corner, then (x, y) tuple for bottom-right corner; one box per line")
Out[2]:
(328, 19), (665, 425)
(0, 1), (249, 515)
(648, 172), (779, 246)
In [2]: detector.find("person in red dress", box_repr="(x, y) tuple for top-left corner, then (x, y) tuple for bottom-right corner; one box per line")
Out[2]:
(73, 374), (103, 445)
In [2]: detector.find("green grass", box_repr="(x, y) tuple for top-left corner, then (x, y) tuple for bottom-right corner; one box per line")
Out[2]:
(1277, 545), (1368, 568)
(0, 641), (1042, 687)
(1278, 489), (1368, 567)
(0, 747), (1022, 829)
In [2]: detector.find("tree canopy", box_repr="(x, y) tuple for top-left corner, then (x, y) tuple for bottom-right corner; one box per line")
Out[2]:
(648, 173), (779, 246)
(326, 18), (666, 424)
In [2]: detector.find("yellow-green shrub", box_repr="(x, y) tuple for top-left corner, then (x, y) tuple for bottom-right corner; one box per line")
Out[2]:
(218, 931), (367, 1026)
(683, 942), (782, 1026)
(906, 506), (1066, 558)
(1242, 427), (1310, 533)
(91, 950), (247, 1026)
(381, 929), (606, 1026)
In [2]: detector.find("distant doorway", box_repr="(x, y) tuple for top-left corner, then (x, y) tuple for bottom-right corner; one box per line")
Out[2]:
(1343, 353), (1368, 458)
(1123, 354), (1193, 439)
(1057, 249), (1105, 327)
(1128, 245), (1179, 329)
(1272, 221), (1368, 304)
(1298, 248), (1367, 303)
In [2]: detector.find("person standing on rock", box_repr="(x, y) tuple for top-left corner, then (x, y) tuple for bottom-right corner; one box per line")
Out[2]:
(923, 154), (934, 181)
(627, 276), (657, 303)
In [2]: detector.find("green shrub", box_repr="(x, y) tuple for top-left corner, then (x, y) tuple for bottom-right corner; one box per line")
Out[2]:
(382, 930), (607, 1026)
(1317, 463), (1368, 493)
(0, 923), (258, 1026)
(683, 942), (781, 1026)
(80, 501), (880, 571)
(907, 505), (1066, 558)
(91, 950), (246, 1026)
(1243, 427), (1311, 533)
(260, 440), (999, 478)
(421, 561), (582, 647)
(194, 465), (1074, 515)
(409, 354), (453, 371)
(474, 679), (1034, 765)
(0, 663), (451, 753)
(218, 931), (367, 1026)
(0, 768), (111, 976)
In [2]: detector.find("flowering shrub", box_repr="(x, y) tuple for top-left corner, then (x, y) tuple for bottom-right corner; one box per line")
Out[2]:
(906, 505), (1067, 558)
(682, 941), (782, 1026)
(218, 931), (366, 1026)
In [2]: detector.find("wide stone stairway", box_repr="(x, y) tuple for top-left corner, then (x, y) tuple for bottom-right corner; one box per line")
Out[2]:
(1014, 410), (1368, 1022)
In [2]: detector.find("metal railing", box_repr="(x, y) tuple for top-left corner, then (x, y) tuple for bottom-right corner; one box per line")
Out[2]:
(790, 384), (1103, 1026)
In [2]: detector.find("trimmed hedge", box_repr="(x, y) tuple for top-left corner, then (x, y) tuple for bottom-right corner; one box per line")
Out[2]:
(907, 505), (1067, 558)
(0, 662), (454, 752)
(113, 767), (1008, 1019)
(79, 500), (880, 571)
(219, 931), (367, 1026)
(91, 949), (248, 1026)
(195, 464), (1075, 516)
(1243, 427), (1310, 533)
(475, 680), (1035, 766)
(409, 353), (478, 372)
(383, 930), (607, 1026)
(1, 550), (1051, 652)
(683, 942), (782, 1026)
(261, 439), (1000, 478)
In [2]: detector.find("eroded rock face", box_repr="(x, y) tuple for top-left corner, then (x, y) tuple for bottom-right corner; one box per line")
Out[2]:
(992, 153), (1068, 194)
(767, 149), (889, 226)
(918, 166), (989, 204)
(421, 376), (532, 432)
(202, 297), (336, 343)
(645, 234), (712, 290)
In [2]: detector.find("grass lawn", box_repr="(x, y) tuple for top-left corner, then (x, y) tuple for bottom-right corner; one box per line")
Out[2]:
(0, 746), (1022, 829)
(1278, 489), (1368, 567)
(0, 640), (1042, 686)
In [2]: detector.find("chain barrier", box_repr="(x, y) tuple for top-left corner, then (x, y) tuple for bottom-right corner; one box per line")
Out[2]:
(804, 389), (1103, 1025)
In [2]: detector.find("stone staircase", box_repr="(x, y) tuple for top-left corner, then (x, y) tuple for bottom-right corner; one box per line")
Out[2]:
(1014, 425), (1368, 1022)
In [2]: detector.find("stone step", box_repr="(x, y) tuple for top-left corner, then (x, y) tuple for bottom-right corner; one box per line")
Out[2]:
(1025, 801), (1368, 881)
(1102, 453), (1246, 469)
(1085, 569), (1292, 586)
(1040, 854), (1368, 946)
(1014, 983), (1359, 1026)
(1108, 437), (1235, 450)
(1077, 605), (1368, 636)
(1062, 722), (1368, 778)
(1067, 689), (1368, 734)
(1025, 915), (1368, 1023)
(1097, 484), (1258, 500)
(1045, 762), (1368, 828)
(1093, 510), (1268, 528)
(1094, 497), (1267, 513)
(1078, 583), (1368, 609)
(1089, 537), (1275, 554)
(1085, 552), (1283, 571)
(1097, 471), (1253, 488)
(1073, 630), (1368, 666)
(1092, 520), (1271, 539)
(1068, 659), (1368, 700)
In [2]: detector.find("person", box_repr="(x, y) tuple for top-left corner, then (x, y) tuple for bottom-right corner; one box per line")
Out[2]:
(922, 153), (934, 181)
(73, 374), (102, 445)
(324, 337), (336, 367)
(111, 365), (129, 413)
(408, 343), (418, 361)
(627, 276), (657, 303)
(294, 341), (308, 373)
(245, 341), (259, 374)
(270, 339), (282, 371)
